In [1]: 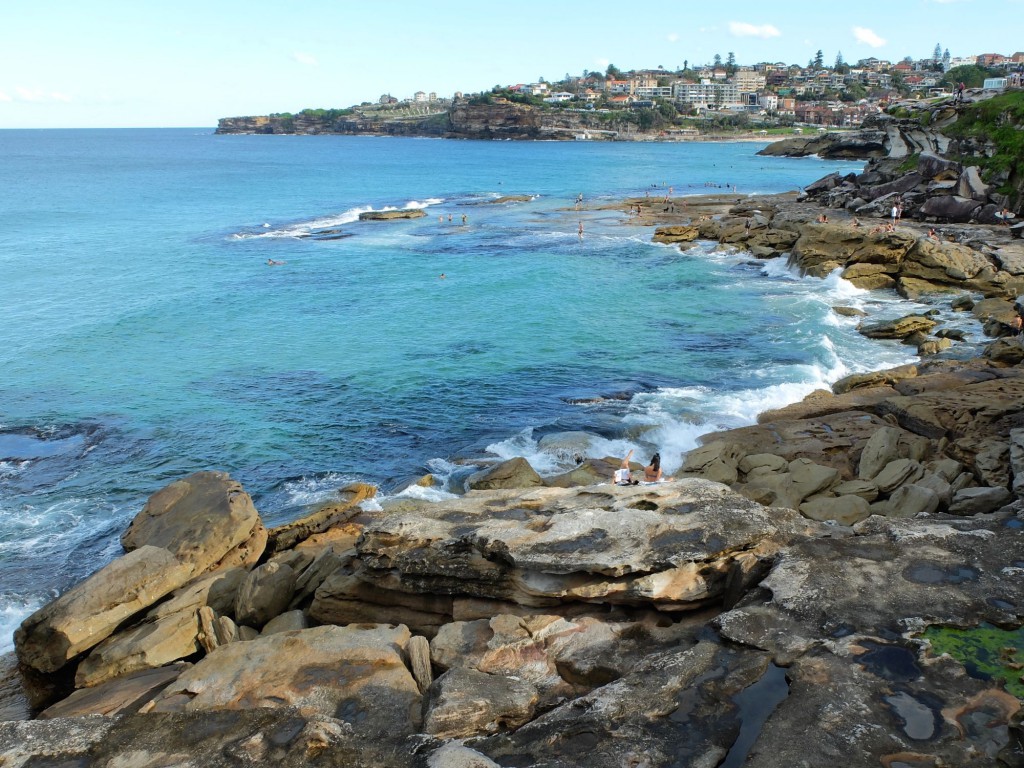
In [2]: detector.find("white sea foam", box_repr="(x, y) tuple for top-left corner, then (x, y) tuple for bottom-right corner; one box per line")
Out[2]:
(231, 197), (443, 240)
(485, 429), (563, 474)
(278, 472), (356, 508)
(0, 598), (45, 654)
(392, 484), (460, 503)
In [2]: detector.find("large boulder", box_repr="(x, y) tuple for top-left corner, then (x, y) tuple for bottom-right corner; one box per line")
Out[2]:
(14, 546), (193, 675)
(355, 481), (788, 612)
(146, 624), (422, 737)
(709, 410), (893, 480)
(903, 238), (998, 287)
(920, 195), (982, 223)
(957, 165), (989, 202)
(74, 610), (201, 688)
(120, 471), (265, 575)
(857, 314), (937, 340)
(790, 225), (916, 277)
(858, 426), (905, 479)
(466, 457), (544, 491)
(234, 561), (297, 629)
(652, 225), (699, 244)
(917, 151), (961, 180)
(799, 495), (871, 525)
(423, 668), (539, 739)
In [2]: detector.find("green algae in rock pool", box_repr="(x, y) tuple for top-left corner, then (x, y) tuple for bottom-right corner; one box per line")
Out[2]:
(857, 641), (922, 682)
(718, 664), (789, 768)
(920, 624), (1024, 698)
(884, 690), (940, 741)
(903, 563), (980, 585)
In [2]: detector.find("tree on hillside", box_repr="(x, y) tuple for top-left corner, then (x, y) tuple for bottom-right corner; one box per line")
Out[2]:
(606, 63), (623, 79)
(726, 52), (736, 74)
(814, 49), (824, 69)
(941, 64), (996, 89)
(713, 53), (722, 68)
(834, 51), (848, 74)
(683, 59), (689, 72)
(933, 43), (942, 64)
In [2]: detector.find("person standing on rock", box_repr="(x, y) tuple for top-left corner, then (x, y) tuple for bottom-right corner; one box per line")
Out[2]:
(891, 203), (899, 228)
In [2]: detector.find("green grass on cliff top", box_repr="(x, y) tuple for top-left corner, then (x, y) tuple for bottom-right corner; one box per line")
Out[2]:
(944, 91), (1024, 180)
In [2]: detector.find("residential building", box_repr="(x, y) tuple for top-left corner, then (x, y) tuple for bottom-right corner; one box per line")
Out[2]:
(732, 68), (767, 92)
(673, 80), (741, 109)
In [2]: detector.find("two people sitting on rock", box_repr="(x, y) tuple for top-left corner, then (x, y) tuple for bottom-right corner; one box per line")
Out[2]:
(614, 450), (673, 484)
(816, 213), (829, 224)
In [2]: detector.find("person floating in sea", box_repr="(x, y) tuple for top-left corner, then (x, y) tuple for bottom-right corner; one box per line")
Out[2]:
(448, 214), (452, 222)
(461, 214), (467, 225)
(267, 259), (285, 266)
(578, 221), (584, 239)
(439, 273), (446, 279)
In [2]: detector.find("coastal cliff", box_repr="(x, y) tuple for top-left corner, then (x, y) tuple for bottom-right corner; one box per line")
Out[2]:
(218, 98), (668, 141)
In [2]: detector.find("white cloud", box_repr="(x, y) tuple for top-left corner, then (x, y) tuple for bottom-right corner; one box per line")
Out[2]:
(853, 26), (886, 48)
(291, 51), (317, 66)
(15, 86), (44, 102)
(728, 21), (781, 39)
(595, 57), (610, 70)
(9, 87), (71, 103)
(666, 32), (679, 43)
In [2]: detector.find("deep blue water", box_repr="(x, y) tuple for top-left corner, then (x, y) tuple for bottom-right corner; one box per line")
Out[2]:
(0, 129), (968, 648)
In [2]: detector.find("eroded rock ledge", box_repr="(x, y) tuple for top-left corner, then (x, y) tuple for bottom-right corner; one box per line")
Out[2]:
(4, 420), (1024, 767)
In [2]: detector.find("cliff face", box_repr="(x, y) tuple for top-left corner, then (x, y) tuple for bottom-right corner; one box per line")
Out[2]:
(215, 112), (451, 137)
(217, 100), (662, 141)
(446, 100), (544, 139)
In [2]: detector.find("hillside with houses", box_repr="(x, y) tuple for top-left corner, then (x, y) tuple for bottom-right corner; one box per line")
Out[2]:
(217, 47), (1024, 138)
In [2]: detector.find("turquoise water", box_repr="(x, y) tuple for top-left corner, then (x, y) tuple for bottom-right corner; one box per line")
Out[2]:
(0, 129), (961, 648)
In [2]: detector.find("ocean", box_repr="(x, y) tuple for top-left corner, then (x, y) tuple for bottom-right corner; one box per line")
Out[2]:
(0, 129), (981, 651)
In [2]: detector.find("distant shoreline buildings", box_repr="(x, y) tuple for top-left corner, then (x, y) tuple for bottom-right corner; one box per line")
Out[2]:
(383, 47), (1024, 129)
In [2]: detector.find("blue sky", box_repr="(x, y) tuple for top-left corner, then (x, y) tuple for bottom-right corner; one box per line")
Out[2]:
(1, 0), (1020, 128)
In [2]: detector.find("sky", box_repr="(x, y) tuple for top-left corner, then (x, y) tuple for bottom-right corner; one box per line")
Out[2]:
(2, 0), (1021, 129)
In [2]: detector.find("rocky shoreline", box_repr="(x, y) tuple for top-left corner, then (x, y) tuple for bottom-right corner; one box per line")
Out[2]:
(4, 102), (1024, 764)
(2, 189), (1024, 765)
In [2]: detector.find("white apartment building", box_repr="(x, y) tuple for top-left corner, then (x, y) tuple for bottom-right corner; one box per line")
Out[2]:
(673, 80), (741, 109)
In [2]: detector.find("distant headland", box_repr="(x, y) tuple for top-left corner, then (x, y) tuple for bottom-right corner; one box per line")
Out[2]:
(216, 51), (1023, 140)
